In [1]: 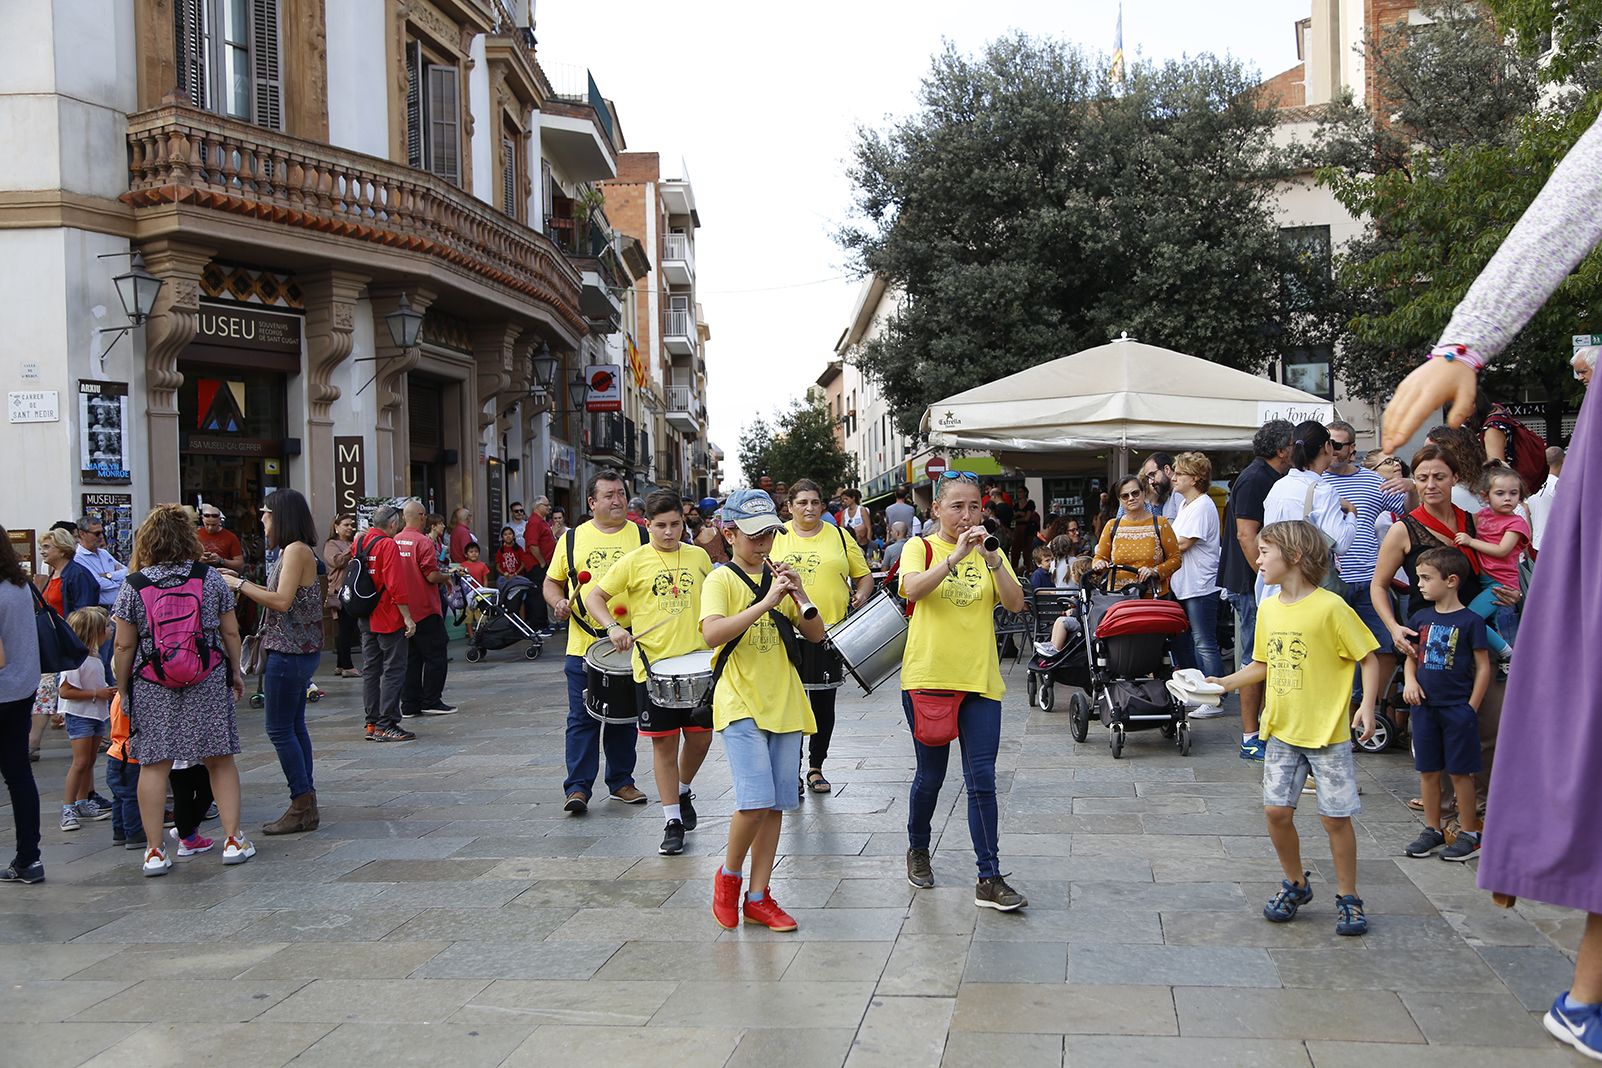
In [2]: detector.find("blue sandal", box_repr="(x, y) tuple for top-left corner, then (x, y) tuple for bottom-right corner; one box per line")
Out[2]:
(1263, 873), (1314, 923)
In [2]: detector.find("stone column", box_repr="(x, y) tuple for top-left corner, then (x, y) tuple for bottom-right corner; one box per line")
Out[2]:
(470, 321), (522, 545)
(138, 240), (216, 505)
(299, 268), (369, 531)
(367, 285), (436, 495)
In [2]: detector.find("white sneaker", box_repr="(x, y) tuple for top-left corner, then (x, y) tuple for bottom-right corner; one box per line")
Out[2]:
(1186, 703), (1227, 719)
(142, 846), (172, 877)
(222, 835), (256, 865)
(1034, 641), (1060, 658)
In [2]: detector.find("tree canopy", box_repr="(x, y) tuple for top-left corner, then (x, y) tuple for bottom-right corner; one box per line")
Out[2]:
(737, 398), (857, 491)
(837, 35), (1309, 436)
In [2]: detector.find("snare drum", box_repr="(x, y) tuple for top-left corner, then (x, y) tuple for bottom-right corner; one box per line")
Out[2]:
(826, 590), (909, 695)
(646, 650), (716, 709)
(583, 639), (638, 724)
(798, 639), (846, 691)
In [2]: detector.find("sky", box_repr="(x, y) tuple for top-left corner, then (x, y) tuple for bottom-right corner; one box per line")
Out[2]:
(536, 0), (1309, 484)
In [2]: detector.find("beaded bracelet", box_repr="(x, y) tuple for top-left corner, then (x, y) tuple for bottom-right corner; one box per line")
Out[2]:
(1427, 344), (1486, 372)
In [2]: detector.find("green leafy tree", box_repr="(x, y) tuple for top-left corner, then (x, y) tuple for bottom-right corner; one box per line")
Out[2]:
(1312, 1), (1602, 415)
(838, 34), (1310, 436)
(738, 399), (857, 490)
(1486, 0), (1602, 84)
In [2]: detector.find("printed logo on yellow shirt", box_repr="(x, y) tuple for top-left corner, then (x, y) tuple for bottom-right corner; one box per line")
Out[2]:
(781, 550), (824, 584)
(649, 569), (698, 614)
(1265, 633), (1309, 695)
(747, 613), (781, 654)
(939, 558), (985, 607)
(585, 546), (629, 578)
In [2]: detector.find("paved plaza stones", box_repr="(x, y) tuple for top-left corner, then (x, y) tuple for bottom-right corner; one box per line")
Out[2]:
(0, 643), (1584, 1066)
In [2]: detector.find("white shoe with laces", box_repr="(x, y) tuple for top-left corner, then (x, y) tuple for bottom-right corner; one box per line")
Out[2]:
(221, 835), (256, 865)
(142, 846), (172, 877)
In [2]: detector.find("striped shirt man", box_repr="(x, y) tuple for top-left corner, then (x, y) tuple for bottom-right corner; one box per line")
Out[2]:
(1321, 465), (1407, 583)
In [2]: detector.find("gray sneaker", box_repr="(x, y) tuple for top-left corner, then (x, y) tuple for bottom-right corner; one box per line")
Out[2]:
(975, 875), (1027, 911)
(906, 848), (934, 889)
(1404, 827), (1447, 857)
(74, 799), (112, 822)
(1441, 830), (1481, 863)
(59, 805), (80, 832)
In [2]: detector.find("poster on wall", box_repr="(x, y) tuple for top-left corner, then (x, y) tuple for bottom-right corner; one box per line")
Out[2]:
(79, 380), (131, 484)
(81, 493), (134, 563)
(584, 364), (623, 412)
(355, 495), (412, 534)
(7, 529), (36, 578)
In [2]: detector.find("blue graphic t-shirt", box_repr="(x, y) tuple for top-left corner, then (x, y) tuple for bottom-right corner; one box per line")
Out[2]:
(1408, 606), (1489, 705)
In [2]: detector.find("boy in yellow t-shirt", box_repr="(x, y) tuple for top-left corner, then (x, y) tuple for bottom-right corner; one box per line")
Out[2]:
(586, 491), (713, 857)
(701, 489), (826, 932)
(1212, 519), (1380, 936)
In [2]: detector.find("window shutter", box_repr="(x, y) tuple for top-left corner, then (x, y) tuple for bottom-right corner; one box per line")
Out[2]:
(501, 136), (517, 217)
(425, 64), (460, 184)
(250, 0), (283, 129)
(405, 40), (423, 169)
(173, 0), (208, 109)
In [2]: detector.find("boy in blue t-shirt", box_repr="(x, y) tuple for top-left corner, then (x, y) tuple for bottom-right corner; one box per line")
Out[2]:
(1402, 548), (1492, 863)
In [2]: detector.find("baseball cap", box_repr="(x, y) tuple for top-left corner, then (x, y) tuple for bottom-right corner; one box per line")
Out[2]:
(698, 497), (719, 513)
(721, 488), (787, 535)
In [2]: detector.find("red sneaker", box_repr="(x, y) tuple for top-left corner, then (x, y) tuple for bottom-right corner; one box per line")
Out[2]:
(743, 892), (798, 932)
(712, 868), (742, 930)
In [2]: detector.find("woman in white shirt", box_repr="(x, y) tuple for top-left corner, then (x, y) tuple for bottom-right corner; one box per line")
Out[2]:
(1262, 420), (1357, 567)
(1169, 452), (1224, 680)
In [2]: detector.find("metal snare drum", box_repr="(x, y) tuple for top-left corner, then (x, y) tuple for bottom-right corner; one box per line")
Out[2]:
(798, 639), (846, 691)
(583, 639), (638, 724)
(646, 650), (716, 709)
(826, 590), (909, 695)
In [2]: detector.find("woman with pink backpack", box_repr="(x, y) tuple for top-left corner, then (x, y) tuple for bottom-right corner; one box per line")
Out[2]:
(112, 504), (255, 876)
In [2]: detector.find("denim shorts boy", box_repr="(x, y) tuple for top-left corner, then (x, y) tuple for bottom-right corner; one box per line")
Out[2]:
(721, 717), (802, 812)
(1262, 736), (1362, 817)
(63, 713), (107, 740)
(1410, 701), (1482, 775)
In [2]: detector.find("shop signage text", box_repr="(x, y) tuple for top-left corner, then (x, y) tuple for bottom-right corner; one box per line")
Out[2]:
(335, 436), (366, 513)
(8, 391), (60, 423)
(584, 364), (623, 412)
(195, 303), (301, 353)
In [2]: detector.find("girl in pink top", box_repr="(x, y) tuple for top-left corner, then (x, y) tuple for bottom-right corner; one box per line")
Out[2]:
(1456, 467), (1530, 644)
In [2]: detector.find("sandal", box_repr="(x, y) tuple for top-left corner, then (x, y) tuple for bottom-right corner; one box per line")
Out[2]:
(806, 770), (832, 794)
(1407, 797), (1457, 815)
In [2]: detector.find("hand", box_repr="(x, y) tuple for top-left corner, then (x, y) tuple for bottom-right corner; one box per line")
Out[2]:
(1091, 558), (1109, 572)
(1137, 566), (1157, 581)
(1380, 476), (1414, 497)
(202, 551), (219, 564)
(608, 626), (634, 653)
(98, 686), (116, 701)
(1204, 675), (1227, 692)
(1403, 680), (1425, 706)
(404, 619), (417, 638)
(1493, 583), (1521, 606)
(1453, 532), (1471, 546)
(850, 585), (866, 609)
(230, 675), (245, 702)
(553, 598), (571, 622)
(1382, 356), (1479, 453)
(765, 573), (797, 610)
(1341, 499), (1356, 515)
(1352, 705), (1377, 744)
(1390, 624), (1419, 659)
(949, 527), (984, 565)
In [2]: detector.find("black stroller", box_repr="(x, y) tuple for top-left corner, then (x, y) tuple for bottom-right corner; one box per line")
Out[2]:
(460, 573), (543, 663)
(1026, 587), (1091, 712)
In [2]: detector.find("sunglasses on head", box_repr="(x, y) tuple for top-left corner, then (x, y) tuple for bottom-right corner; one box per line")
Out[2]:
(938, 471), (979, 484)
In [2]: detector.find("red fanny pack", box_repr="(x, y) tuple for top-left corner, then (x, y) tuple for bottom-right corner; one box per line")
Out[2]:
(909, 689), (964, 746)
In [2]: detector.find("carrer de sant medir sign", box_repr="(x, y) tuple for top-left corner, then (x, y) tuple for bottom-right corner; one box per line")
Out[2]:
(194, 303), (301, 353)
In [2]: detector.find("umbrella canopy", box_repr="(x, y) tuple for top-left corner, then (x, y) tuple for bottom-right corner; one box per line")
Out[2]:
(920, 338), (1335, 456)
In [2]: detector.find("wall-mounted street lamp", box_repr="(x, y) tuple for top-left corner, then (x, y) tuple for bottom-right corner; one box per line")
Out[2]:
(96, 251), (164, 372)
(356, 293), (424, 396)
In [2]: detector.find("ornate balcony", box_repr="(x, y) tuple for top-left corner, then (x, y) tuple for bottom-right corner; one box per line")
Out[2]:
(123, 103), (584, 335)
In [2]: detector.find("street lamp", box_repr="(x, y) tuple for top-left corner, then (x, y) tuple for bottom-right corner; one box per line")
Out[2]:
(532, 342), (558, 391)
(384, 293), (425, 350)
(567, 371), (588, 413)
(112, 253), (163, 326)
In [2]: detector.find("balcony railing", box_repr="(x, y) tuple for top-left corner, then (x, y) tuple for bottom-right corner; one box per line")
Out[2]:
(542, 63), (617, 147)
(590, 412), (628, 459)
(663, 233), (694, 283)
(665, 384), (694, 413)
(664, 309), (696, 356)
(123, 104), (581, 323)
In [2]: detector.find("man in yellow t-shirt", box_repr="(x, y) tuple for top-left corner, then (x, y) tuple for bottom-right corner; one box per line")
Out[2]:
(770, 477), (873, 794)
(586, 491), (713, 858)
(543, 469), (650, 814)
(898, 472), (1029, 914)
(1213, 519), (1380, 937)
(701, 488), (826, 933)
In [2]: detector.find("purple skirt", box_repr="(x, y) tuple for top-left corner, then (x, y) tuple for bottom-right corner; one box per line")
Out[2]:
(1478, 390), (1602, 914)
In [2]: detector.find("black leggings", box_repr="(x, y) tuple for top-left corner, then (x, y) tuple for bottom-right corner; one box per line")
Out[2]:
(170, 764), (214, 839)
(807, 687), (838, 771)
(0, 695), (41, 868)
(334, 608), (359, 670)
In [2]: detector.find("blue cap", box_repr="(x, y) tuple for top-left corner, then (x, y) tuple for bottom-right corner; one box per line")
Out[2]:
(698, 497), (719, 513)
(721, 488), (787, 535)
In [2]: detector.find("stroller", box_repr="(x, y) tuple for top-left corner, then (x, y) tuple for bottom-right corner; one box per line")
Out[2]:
(1026, 587), (1091, 712)
(1031, 565), (1192, 758)
(458, 572), (543, 663)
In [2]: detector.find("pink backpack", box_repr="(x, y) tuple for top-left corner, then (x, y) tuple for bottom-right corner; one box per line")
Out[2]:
(128, 563), (220, 688)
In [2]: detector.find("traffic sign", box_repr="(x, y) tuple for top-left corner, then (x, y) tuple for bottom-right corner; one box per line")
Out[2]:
(925, 457), (948, 479)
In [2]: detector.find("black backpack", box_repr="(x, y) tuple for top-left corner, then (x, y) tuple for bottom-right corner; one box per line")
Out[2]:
(340, 529), (384, 618)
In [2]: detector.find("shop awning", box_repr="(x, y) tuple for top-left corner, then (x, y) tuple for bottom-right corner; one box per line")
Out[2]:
(919, 339), (1335, 460)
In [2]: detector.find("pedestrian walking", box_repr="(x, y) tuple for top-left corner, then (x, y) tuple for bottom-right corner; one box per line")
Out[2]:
(0, 526), (44, 884)
(898, 472), (1029, 912)
(355, 506), (416, 742)
(1091, 476), (1181, 596)
(1169, 451), (1224, 682)
(396, 500), (455, 717)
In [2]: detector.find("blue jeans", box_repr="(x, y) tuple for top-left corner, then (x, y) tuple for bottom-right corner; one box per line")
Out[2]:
(563, 655), (638, 798)
(104, 754), (142, 841)
(902, 692), (1002, 879)
(1225, 590), (1258, 667)
(1173, 594), (1224, 678)
(263, 650), (320, 798)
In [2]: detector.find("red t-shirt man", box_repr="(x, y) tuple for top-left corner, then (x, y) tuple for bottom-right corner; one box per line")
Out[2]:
(197, 526), (245, 568)
(392, 527), (442, 621)
(356, 528), (410, 635)
(523, 511), (556, 570)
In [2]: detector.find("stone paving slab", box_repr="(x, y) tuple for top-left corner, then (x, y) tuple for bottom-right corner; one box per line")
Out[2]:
(0, 645), (1587, 1065)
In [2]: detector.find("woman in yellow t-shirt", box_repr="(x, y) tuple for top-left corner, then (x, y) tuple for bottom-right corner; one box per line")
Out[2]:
(1092, 476), (1183, 596)
(771, 478), (873, 794)
(898, 472), (1028, 912)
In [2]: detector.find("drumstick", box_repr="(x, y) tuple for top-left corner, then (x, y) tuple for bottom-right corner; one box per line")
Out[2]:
(628, 617), (673, 640)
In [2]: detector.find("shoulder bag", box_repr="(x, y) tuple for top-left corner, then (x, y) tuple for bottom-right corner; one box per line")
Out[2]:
(1302, 483), (1346, 593)
(30, 581), (89, 675)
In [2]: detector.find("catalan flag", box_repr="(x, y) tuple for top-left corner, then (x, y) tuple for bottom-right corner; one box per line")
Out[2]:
(1110, 3), (1125, 87)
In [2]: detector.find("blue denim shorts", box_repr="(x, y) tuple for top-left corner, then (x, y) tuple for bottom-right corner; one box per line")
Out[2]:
(64, 713), (108, 740)
(721, 717), (803, 812)
(1410, 701), (1482, 775)
(1262, 737), (1361, 817)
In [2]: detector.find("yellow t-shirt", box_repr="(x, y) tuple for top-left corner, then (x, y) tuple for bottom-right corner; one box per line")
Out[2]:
(546, 520), (647, 658)
(898, 535), (1017, 700)
(1254, 587), (1380, 748)
(597, 542), (713, 682)
(700, 566), (815, 734)
(771, 523), (871, 627)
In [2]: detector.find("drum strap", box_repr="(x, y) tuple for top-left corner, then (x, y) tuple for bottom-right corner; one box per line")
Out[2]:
(637, 624), (745, 698)
(730, 565), (804, 671)
(566, 524), (650, 639)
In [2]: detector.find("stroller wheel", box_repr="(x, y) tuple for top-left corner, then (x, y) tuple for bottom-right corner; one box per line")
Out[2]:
(1353, 710), (1394, 754)
(249, 693), (264, 709)
(1038, 682), (1055, 713)
(1161, 724), (1177, 739)
(1026, 672), (1039, 708)
(524, 643), (542, 661)
(1110, 727), (1126, 759)
(1069, 691), (1090, 743)
(1178, 722), (1192, 756)
(465, 646), (485, 664)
